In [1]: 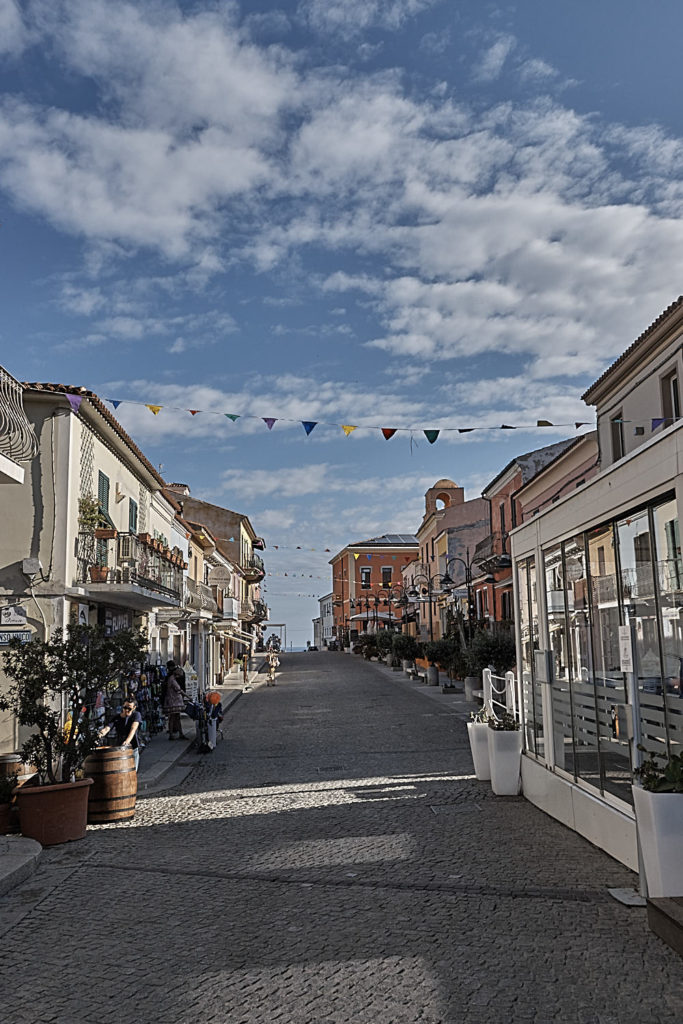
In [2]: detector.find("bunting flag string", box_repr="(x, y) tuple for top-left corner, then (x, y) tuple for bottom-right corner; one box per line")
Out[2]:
(100, 393), (598, 440)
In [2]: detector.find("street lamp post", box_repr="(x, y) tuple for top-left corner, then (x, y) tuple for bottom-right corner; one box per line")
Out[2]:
(389, 583), (410, 631)
(407, 567), (456, 642)
(443, 551), (478, 645)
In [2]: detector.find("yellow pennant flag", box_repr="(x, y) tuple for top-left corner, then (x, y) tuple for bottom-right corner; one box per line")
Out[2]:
(353, 552), (360, 560)
(341, 425), (357, 436)
(146, 404), (163, 415)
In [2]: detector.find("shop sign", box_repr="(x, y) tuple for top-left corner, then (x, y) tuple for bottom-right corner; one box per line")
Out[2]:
(0, 605), (27, 626)
(99, 607), (132, 636)
(0, 630), (32, 645)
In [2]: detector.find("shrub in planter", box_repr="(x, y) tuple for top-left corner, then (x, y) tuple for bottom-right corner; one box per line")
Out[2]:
(487, 712), (522, 795)
(467, 707), (491, 781)
(468, 627), (516, 676)
(0, 623), (147, 845)
(632, 747), (683, 897)
(375, 630), (394, 658)
(392, 633), (421, 664)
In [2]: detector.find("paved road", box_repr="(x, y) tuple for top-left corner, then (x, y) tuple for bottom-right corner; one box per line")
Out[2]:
(1, 653), (682, 1023)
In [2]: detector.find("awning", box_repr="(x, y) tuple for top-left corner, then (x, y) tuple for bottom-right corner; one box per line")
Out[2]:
(349, 611), (395, 622)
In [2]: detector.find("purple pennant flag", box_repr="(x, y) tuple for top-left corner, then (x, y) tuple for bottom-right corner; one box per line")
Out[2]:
(263, 418), (277, 430)
(66, 394), (83, 414)
(109, 399), (121, 410)
(652, 417), (665, 431)
(302, 421), (317, 436)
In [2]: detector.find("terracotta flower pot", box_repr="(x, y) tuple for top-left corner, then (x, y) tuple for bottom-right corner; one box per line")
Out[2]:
(89, 565), (108, 582)
(94, 527), (117, 540)
(13, 778), (93, 846)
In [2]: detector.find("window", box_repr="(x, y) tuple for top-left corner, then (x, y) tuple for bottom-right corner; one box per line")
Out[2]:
(610, 413), (625, 462)
(128, 498), (138, 534)
(360, 567), (371, 589)
(97, 471), (110, 513)
(661, 369), (681, 425)
(381, 566), (392, 587)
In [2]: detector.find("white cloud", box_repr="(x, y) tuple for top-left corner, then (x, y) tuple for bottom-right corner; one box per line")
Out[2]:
(0, 0), (27, 56)
(473, 34), (516, 83)
(298, 0), (440, 40)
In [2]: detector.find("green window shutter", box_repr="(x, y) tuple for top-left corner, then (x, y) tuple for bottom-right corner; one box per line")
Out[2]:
(98, 471), (110, 513)
(128, 498), (138, 533)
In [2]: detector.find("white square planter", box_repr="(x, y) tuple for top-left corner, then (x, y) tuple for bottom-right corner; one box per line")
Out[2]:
(632, 786), (683, 897)
(487, 728), (523, 795)
(467, 721), (491, 781)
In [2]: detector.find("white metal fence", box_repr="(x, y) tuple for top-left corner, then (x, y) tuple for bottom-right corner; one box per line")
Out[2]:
(482, 667), (518, 721)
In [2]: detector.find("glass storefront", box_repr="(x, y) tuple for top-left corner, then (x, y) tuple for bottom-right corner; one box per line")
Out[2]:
(518, 558), (543, 757)
(534, 494), (682, 807)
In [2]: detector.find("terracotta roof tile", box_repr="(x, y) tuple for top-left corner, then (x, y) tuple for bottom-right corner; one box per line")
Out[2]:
(581, 296), (683, 403)
(22, 382), (166, 488)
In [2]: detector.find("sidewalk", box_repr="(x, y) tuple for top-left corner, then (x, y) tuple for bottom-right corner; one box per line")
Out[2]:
(0, 657), (267, 891)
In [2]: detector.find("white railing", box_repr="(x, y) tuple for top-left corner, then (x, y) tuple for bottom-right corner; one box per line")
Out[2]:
(482, 667), (518, 721)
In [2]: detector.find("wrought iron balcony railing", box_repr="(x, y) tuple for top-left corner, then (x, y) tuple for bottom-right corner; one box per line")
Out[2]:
(0, 367), (39, 463)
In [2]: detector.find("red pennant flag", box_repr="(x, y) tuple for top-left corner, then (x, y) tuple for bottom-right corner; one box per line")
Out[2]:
(189, 410), (200, 416)
(381, 428), (397, 440)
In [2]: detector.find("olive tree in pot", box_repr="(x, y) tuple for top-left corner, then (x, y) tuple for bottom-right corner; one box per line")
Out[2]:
(423, 640), (451, 686)
(375, 629), (395, 666)
(0, 623), (147, 846)
(464, 627), (516, 701)
(632, 747), (683, 897)
(392, 633), (421, 675)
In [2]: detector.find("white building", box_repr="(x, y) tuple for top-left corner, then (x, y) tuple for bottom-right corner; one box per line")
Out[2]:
(318, 592), (334, 647)
(511, 298), (683, 870)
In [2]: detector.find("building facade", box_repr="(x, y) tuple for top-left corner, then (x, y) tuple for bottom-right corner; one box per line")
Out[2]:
(511, 299), (683, 869)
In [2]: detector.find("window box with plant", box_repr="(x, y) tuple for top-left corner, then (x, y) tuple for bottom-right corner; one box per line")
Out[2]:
(0, 623), (148, 846)
(632, 747), (683, 897)
(487, 711), (523, 796)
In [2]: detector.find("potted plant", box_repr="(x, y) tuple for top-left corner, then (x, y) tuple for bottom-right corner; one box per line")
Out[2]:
(392, 633), (420, 674)
(0, 773), (18, 835)
(487, 711), (522, 796)
(77, 494), (101, 533)
(0, 623), (148, 846)
(467, 707), (491, 781)
(137, 532), (151, 546)
(88, 565), (109, 583)
(375, 630), (394, 665)
(94, 526), (117, 540)
(632, 747), (683, 897)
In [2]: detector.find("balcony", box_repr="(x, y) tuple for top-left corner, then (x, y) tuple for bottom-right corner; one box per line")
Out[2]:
(76, 531), (182, 609)
(0, 366), (38, 484)
(243, 552), (265, 580)
(185, 577), (218, 617)
(252, 599), (269, 622)
(213, 596), (240, 627)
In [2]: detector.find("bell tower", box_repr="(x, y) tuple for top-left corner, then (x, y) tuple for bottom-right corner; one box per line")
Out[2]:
(423, 478), (464, 521)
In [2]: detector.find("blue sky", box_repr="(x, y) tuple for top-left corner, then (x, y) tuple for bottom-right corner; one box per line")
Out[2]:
(3, 0), (683, 644)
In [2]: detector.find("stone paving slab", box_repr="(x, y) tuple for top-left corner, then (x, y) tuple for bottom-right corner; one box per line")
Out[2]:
(1, 652), (681, 1024)
(0, 836), (42, 897)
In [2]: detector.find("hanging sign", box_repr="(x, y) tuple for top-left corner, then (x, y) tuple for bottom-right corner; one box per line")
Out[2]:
(618, 626), (633, 674)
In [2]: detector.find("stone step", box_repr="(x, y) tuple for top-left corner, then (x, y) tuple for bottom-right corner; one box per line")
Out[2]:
(647, 897), (683, 958)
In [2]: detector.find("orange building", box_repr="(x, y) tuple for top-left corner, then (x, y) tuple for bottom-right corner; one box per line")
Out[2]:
(329, 534), (418, 646)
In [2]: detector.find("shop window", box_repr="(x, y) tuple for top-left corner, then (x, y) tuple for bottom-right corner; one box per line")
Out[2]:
(610, 412), (625, 462)
(661, 369), (681, 425)
(653, 499), (683, 758)
(518, 557), (542, 757)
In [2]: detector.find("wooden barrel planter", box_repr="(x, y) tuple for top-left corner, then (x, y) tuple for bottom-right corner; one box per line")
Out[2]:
(83, 746), (137, 823)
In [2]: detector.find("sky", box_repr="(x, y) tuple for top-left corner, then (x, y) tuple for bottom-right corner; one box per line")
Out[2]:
(3, 0), (683, 644)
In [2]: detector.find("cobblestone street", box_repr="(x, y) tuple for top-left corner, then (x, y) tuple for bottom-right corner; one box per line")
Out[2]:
(1, 653), (682, 1024)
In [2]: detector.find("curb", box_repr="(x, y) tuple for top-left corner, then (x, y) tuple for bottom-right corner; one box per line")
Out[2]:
(0, 836), (42, 897)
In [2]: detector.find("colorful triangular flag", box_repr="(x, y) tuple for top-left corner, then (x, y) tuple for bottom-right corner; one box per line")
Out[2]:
(537, 420), (553, 427)
(189, 409), (200, 416)
(652, 417), (665, 431)
(575, 421), (590, 428)
(225, 414), (240, 422)
(501, 424), (516, 430)
(146, 405), (162, 415)
(342, 425), (357, 436)
(424, 429), (439, 444)
(353, 553), (360, 560)
(381, 428), (397, 440)
(66, 395), (83, 414)
(458, 428), (474, 433)
(302, 421), (317, 436)
(109, 400), (121, 410)
(263, 418), (277, 430)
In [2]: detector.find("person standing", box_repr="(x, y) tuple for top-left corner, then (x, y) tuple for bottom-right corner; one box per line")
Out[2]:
(98, 697), (143, 770)
(164, 668), (187, 740)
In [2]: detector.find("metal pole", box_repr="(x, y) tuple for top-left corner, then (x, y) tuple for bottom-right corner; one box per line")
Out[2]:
(427, 576), (433, 641)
